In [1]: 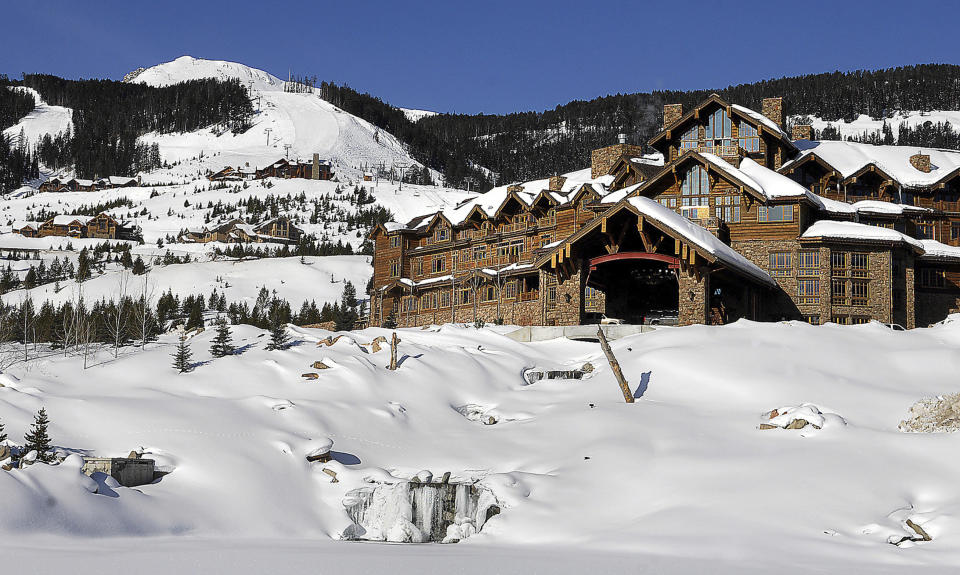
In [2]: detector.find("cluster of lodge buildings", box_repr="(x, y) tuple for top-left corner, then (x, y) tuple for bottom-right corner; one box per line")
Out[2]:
(12, 213), (139, 240)
(38, 176), (139, 193)
(370, 94), (960, 330)
(208, 154), (333, 182)
(178, 216), (302, 245)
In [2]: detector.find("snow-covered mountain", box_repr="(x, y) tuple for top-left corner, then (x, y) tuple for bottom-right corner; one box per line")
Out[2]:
(128, 56), (431, 186)
(792, 110), (960, 142)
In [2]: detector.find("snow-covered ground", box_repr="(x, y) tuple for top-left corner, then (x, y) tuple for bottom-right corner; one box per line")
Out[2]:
(794, 110), (960, 142)
(1, 319), (960, 573)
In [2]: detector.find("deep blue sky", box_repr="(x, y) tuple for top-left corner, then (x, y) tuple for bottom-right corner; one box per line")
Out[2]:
(2, 0), (957, 115)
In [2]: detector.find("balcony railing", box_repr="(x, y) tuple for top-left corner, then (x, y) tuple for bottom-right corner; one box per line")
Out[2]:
(697, 144), (739, 158)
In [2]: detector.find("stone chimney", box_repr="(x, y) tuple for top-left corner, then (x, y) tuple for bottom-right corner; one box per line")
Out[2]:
(791, 124), (812, 141)
(663, 104), (683, 129)
(312, 153), (320, 180)
(761, 97), (783, 128)
(910, 152), (931, 173)
(549, 174), (567, 191)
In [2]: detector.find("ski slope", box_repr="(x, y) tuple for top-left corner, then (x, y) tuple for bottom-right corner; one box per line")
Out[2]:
(793, 110), (960, 142)
(132, 56), (432, 185)
(1, 319), (960, 573)
(2, 87), (73, 148)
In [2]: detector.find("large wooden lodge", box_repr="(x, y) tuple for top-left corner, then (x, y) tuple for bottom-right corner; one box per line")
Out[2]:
(12, 213), (139, 240)
(370, 94), (960, 329)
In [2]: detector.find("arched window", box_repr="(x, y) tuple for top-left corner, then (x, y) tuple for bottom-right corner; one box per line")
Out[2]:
(680, 165), (710, 206)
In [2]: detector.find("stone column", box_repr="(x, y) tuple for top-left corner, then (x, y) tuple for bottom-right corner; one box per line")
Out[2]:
(905, 256), (916, 329)
(678, 268), (710, 326)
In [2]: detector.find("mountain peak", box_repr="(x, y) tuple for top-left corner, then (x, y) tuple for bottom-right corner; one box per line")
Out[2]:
(127, 56), (285, 92)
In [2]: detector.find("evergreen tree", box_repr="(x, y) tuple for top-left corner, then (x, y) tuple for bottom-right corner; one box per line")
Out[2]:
(172, 330), (193, 373)
(209, 317), (235, 358)
(132, 255), (147, 275)
(335, 282), (359, 331)
(0, 416), (6, 443)
(265, 302), (290, 351)
(76, 248), (91, 282)
(23, 407), (53, 463)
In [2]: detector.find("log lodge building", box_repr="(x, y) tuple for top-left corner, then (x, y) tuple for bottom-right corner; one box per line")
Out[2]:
(370, 94), (960, 329)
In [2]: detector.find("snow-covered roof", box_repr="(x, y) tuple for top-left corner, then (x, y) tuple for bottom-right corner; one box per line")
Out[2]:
(70, 178), (94, 187)
(699, 154), (818, 204)
(918, 239), (960, 262)
(627, 197), (776, 286)
(50, 215), (93, 226)
(849, 200), (930, 216)
(12, 221), (40, 230)
(785, 140), (960, 189)
(731, 104), (786, 137)
(801, 220), (923, 250)
(108, 176), (137, 186)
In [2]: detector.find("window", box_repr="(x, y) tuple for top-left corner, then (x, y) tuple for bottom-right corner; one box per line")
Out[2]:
(473, 244), (487, 261)
(585, 286), (603, 309)
(738, 121), (760, 152)
(432, 255), (446, 273)
(483, 286), (496, 302)
(851, 253), (869, 278)
(440, 290), (451, 307)
(798, 279), (820, 304)
(458, 288), (473, 305)
(757, 205), (793, 222)
(803, 314), (821, 325)
(917, 222), (935, 240)
(831, 252), (847, 273)
(920, 268), (946, 288)
(851, 280), (869, 306)
(390, 235), (402, 248)
(705, 108), (733, 146)
(832, 315), (850, 325)
(681, 164), (710, 207)
(952, 222), (960, 241)
(680, 125), (699, 151)
(546, 286), (557, 308)
(769, 251), (792, 277)
(401, 296), (416, 312)
(389, 259), (401, 277)
(715, 195), (741, 223)
(832, 279), (848, 305)
(414, 258), (423, 275)
(504, 280), (518, 299)
(798, 251), (819, 276)
(421, 292), (436, 309)
(497, 239), (523, 258)
(851, 316), (870, 325)
(432, 226), (449, 243)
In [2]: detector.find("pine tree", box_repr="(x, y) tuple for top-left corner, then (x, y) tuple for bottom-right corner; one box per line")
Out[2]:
(76, 248), (91, 282)
(23, 408), (53, 463)
(209, 317), (235, 358)
(0, 416), (6, 443)
(265, 303), (290, 351)
(172, 330), (193, 373)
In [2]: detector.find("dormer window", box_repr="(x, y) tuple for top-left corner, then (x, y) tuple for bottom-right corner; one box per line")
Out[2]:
(680, 165), (710, 207)
(705, 109), (733, 152)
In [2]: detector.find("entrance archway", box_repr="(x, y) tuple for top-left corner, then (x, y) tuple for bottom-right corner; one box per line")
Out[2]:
(587, 252), (680, 324)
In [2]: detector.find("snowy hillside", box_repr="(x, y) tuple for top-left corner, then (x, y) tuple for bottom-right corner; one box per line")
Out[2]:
(2, 87), (73, 148)
(2, 319), (960, 573)
(792, 110), (960, 142)
(129, 56), (438, 185)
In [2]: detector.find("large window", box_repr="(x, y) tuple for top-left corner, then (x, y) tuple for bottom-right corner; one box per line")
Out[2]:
(797, 250), (820, 304)
(680, 125), (699, 151)
(681, 165), (710, 206)
(798, 250), (820, 275)
(432, 255), (446, 273)
(389, 259), (401, 277)
(738, 121), (760, 152)
(851, 253), (869, 278)
(851, 280), (869, 306)
(440, 289), (451, 307)
(421, 292), (437, 309)
(832, 279), (848, 305)
(390, 235), (402, 248)
(769, 251), (792, 277)
(705, 109), (732, 143)
(757, 205), (794, 223)
(917, 221), (935, 240)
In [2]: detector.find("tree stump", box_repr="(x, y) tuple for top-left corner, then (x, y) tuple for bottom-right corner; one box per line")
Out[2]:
(597, 327), (634, 403)
(387, 332), (401, 370)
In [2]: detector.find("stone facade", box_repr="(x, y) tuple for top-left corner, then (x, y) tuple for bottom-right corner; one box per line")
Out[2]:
(677, 269), (709, 326)
(549, 175), (567, 191)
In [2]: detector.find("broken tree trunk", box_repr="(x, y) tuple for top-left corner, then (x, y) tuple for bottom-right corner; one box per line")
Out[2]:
(597, 327), (634, 403)
(387, 332), (401, 370)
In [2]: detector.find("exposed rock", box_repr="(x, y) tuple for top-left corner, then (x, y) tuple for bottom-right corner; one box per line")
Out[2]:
(907, 519), (932, 541)
(306, 438), (334, 462)
(441, 471), (451, 484)
(318, 335), (345, 347)
(127, 450), (140, 459)
(312, 361), (329, 370)
(758, 423), (778, 430)
(302, 373), (319, 380)
(369, 336), (388, 353)
(899, 393), (960, 433)
(1, 464), (11, 471)
(581, 362), (594, 373)
(785, 419), (810, 430)
(759, 404), (841, 431)
(0, 445), (9, 460)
